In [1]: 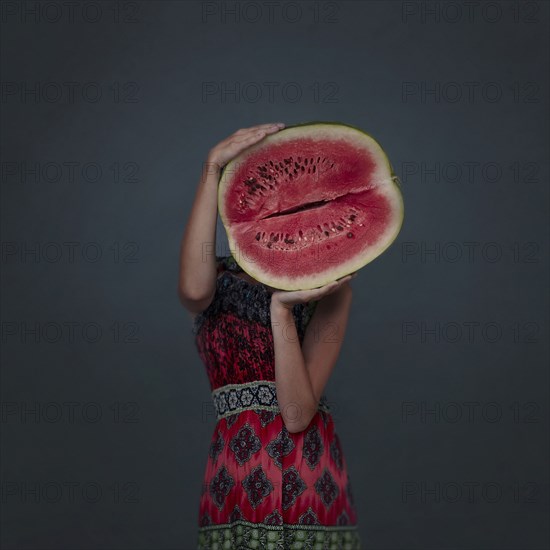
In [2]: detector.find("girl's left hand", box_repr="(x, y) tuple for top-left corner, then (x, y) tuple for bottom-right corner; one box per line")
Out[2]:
(271, 272), (357, 310)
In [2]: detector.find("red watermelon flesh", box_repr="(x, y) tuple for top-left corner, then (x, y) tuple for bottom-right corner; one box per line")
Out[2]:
(218, 122), (404, 290)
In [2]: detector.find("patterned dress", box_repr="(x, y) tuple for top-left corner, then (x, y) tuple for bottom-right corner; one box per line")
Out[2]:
(192, 254), (361, 549)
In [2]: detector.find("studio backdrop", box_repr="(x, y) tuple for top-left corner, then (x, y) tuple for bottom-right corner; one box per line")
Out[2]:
(1, 1), (549, 549)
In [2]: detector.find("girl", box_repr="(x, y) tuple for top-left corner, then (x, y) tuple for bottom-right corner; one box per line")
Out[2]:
(179, 123), (362, 549)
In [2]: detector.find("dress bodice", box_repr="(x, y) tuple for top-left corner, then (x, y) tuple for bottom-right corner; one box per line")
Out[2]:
(192, 255), (318, 391)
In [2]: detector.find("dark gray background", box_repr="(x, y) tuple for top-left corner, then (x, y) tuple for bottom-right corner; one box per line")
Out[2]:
(1, 1), (549, 549)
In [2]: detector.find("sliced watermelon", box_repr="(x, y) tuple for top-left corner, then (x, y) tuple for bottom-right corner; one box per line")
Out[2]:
(218, 121), (404, 290)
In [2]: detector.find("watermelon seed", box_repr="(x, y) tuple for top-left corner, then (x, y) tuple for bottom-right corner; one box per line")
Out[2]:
(274, 234), (279, 242)
(317, 157), (320, 163)
(350, 214), (356, 221)
(305, 158), (308, 165)
(294, 162), (299, 169)
(324, 230), (329, 236)
(312, 166), (316, 173)
(286, 239), (294, 244)
(347, 232), (354, 238)
(336, 225), (343, 231)
(301, 166), (305, 172)
(255, 233), (261, 241)
(298, 230), (303, 237)
(331, 228), (336, 232)
(267, 242), (272, 248)
(359, 223), (363, 226)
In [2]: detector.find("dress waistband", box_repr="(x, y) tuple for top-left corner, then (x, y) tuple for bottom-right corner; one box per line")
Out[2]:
(211, 380), (331, 421)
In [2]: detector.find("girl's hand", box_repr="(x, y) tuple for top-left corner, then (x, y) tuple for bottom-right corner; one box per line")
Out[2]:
(207, 123), (285, 171)
(271, 272), (358, 311)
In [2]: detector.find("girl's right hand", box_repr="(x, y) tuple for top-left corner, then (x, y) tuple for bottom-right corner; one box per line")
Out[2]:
(207, 122), (285, 171)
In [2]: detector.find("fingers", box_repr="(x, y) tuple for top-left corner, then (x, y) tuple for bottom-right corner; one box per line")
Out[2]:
(213, 122), (285, 166)
(231, 123), (284, 144)
(234, 123), (285, 136)
(314, 274), (356, 299)
(325, 275), (353, 288)
(340, 273), (357, 283)
(273, 273), (355, 306)
(232, 129), (270, 145)
(221, 123), (284, 160)
(209, 123), (285, 173)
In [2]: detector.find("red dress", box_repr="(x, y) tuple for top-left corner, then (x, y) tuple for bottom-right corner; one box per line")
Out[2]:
(193, 255), (361, 549)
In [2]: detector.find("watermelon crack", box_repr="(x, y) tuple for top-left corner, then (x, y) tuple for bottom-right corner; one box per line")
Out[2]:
(257, 186), (375, 221)
(260, 198), (329, 220)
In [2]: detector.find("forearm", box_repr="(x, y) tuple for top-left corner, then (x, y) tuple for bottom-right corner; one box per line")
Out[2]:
(179, 124), (285, 303)
(179, 161), (220, 301)
(270, 301), (317, 433)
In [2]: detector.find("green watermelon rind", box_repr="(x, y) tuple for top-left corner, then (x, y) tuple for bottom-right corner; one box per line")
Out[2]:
(217, 121), (404, 290)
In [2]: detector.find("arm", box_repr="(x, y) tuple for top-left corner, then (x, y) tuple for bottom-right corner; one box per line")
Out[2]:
(270, 280), (354, 433)
(302, 284), (353, 404)
(178, 123), (286, 315)
(178, 162), (220, 314)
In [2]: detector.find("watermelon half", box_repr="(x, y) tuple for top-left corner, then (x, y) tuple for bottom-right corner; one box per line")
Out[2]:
(218, 121), (404, 290)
